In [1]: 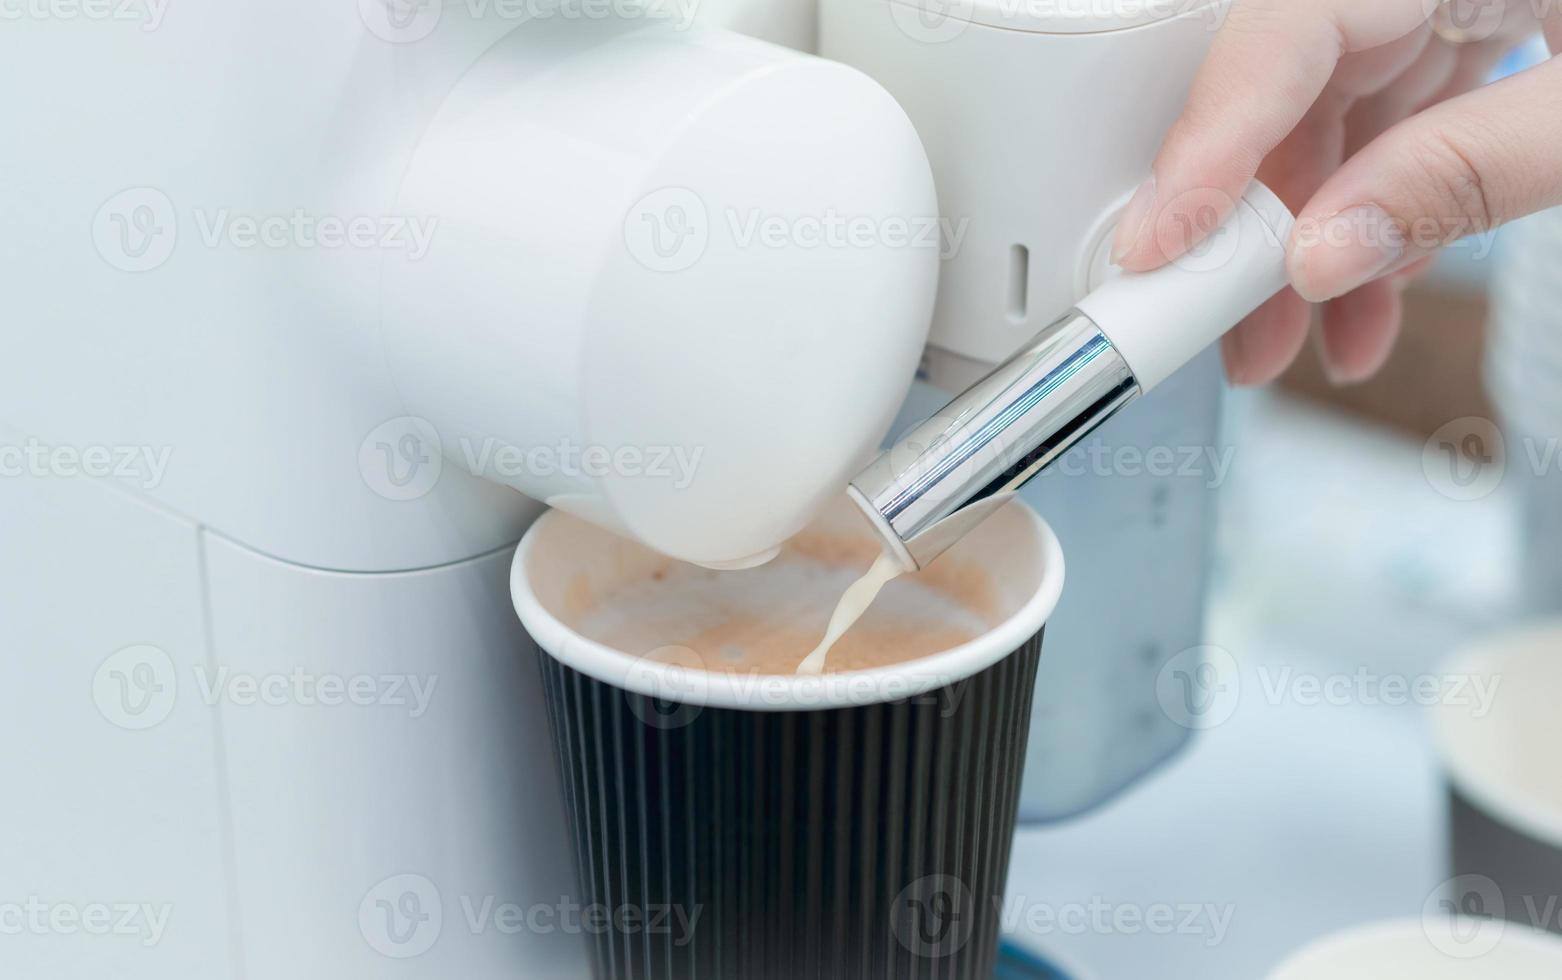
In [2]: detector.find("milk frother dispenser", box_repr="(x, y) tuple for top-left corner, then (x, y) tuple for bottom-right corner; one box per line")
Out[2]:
(850, 184), (1295, 571)
(819, 0), (1267, 821)
(6, 1), (1293, 977)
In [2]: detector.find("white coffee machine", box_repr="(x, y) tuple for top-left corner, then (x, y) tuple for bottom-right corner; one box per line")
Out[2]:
(1, 0), (1233, 976)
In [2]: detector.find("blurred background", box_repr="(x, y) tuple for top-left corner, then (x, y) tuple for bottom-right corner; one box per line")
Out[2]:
(1003, 37), (1562, 980)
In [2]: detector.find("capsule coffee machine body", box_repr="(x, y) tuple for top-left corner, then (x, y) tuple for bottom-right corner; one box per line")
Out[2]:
(1, 1), (1234, 976)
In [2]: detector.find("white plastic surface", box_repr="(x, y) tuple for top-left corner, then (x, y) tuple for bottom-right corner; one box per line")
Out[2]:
(0, 471), (234, 979)
(205, 535), (588, 978)
(820, 0), (1230, 366)
(384, 22), (939, 568)
(0, 5), (543, 573)
(1077, 182), (1295, 391)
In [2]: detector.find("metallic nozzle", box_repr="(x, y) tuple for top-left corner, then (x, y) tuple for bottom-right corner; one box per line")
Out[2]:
(849, 310), (1138, 571)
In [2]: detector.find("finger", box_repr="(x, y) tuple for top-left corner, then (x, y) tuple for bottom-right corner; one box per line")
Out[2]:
(1343, 38), (1462, 158)
(1221, 91), (1350, 385)
(1392, 254), (1439, 286)
(1222, 288), (1313, 386)
(1331, 24), (1436, 99)
(1317, 278), (1404, 384)
(1428, 38), (1517, 106)
(1112, 0), (1440, 271)
(1291, 54), (1562, 303)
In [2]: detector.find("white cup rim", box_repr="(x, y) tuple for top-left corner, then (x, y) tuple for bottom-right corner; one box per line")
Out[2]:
(1431, 619), (1562, 851)
(510, 501), (1066, 712)
(1266, 918), (1562, 978)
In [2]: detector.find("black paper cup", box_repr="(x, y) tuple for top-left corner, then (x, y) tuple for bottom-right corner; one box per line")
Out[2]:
(1432, 622), (1562, 942)
(511, 499), (1065, 980)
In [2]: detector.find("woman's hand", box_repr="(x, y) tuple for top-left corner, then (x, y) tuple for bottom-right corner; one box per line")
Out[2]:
(1111, 0), (1562, 385)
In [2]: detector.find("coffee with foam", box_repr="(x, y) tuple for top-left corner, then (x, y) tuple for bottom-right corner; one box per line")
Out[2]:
(572, 528), (999, 677)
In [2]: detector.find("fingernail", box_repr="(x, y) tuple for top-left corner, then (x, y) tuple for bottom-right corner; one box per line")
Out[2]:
(1321, 358), (1353, 387)
(1220, 330), (1248, 386)
(1111, 175), (1157, 265)
(1291, 205), (1406, 302)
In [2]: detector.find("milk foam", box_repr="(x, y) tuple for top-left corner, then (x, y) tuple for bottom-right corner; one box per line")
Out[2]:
(573, 541), (992, 676)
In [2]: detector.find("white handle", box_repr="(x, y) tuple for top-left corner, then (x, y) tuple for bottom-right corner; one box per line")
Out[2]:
(1076, 182), (1296, 391)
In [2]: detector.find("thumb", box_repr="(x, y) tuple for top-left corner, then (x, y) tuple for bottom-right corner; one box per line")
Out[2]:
(1289, 52), (1562, 302)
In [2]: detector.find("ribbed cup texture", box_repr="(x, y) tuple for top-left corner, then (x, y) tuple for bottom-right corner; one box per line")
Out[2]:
(535, 634), (1044, 980)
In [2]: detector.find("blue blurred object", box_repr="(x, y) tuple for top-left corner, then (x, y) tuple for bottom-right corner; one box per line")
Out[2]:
(889, 347), (1227, 823)
(1496, 36), (1549, 79)
(996, 940), (1073, 980)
